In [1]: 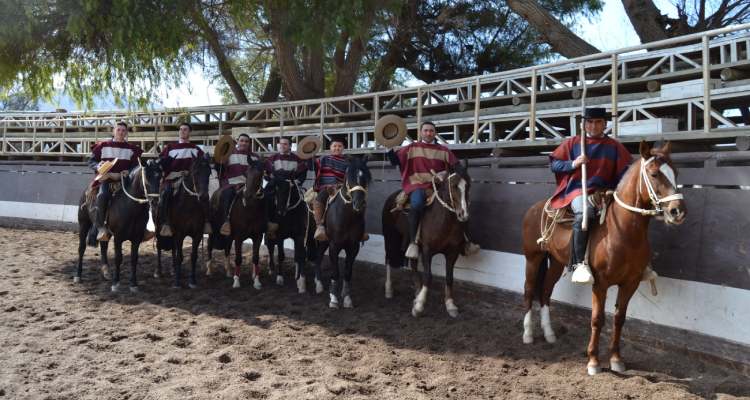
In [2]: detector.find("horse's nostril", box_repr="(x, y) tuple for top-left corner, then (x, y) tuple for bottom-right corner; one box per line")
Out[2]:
(670, 208), (679, 216)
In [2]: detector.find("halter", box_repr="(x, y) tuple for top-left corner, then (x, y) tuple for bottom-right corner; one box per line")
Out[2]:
(122, 163), (160, 204)
(431, 172), (467, 216)
(337, 179), (368, 204)
(613, 157), (684, 216)
(279, 179), (304, 211)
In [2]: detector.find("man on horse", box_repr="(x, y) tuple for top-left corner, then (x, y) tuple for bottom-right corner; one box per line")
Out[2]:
(549, 107), (632, 284)
(263, 136), (308, 239)
(216, 133), (261, 236)
(387, 121), (479, 260)
(157, 122), (212, 237)
(310, 136), (368, 242)
(88, 121), (149, 242)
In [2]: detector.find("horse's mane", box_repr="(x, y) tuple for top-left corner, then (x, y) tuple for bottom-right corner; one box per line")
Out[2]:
(614, 144), (675, 193)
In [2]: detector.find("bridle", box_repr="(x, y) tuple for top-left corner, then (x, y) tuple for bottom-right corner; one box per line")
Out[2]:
(431, 172), (469, 219)
(613, 156), (684, 216)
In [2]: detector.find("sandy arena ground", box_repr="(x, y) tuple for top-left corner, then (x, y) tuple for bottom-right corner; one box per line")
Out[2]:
(0, 227), (748, 399)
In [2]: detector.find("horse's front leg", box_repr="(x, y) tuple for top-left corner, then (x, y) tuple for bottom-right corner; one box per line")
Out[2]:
(232, 239), (243, 289)
(129, 240), (141, 293)
(111, 239), (123, 292)
(412, 248), (431, 317)
(172, 236), (185, 288)
(586, 285), (608, 375)
(443, 250), (459, 318)
(294, 235), (306, 294)
(155, 247), (163, 279)
(75, 225), (87, 283)
(341, 243), (360, 309)
(250, 235), (262, 290)
(328, 243), (341, 308)
(609, 280), (639, 373)
(189, 235), (200, 289)
(99, 240), (110, 280)
(313, 241), (327, 295)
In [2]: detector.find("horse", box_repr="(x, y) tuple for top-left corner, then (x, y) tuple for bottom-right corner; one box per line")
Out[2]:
(206, 160), (267, 289)
(382, 160), (471, 317)
(76, 159), (162, 292)
(266, 177), (317, 294)
(520, 141), (686, 375)
(154, 154), (212, 288)
(312, 156), (371, 308)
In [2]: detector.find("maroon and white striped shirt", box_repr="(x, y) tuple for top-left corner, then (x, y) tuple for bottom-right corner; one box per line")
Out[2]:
(159, 142), (204, 181)
(89, 140), (143, 176)
(220, 147), (260, 188)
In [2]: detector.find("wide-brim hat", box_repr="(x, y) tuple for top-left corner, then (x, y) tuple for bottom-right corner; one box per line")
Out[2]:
(94, 158), (118, 181)
(296, 135), (322, 160)
(374, 114), (407, 148)
(213, 134), (236, 164)
(583, 107), (610, 120)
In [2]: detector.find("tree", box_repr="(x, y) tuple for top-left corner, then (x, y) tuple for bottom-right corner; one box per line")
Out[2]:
(0, 83), (39, 111)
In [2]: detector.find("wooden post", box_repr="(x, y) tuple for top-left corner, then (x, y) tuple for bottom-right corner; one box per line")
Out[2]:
(579, 65), (588, 231)
(320, 102), (325, 140)
(529, 68), (537, 140)
(702, 35), (711, 133)
(416, 87), (423, 132)
(611, 54), (619, 137)
(2, 120), (7, 154)
(473, 77), (480, 144)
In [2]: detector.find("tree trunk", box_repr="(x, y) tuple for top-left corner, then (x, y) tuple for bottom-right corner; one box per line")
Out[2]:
(260, 65), (282, 103)
(370, 0), (420, 92)
(332, 5), (376, 97)
(506, 0), (600, 58)
(621, 0), (669, 43)
(191, 5), (249, 104)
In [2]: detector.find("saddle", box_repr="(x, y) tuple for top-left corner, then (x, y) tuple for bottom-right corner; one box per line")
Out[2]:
(390, 188), (435, 213)
(83, 181), (123, 210)
(537, 190), (613, 249)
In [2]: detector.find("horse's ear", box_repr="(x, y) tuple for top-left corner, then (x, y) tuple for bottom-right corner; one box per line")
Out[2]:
(639, 140), (651, 159)
(362, 153), (370, 163)
(661, 141), (672, 155)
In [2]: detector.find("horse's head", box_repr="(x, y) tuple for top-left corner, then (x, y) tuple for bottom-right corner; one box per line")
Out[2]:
(434, 159), (471, 222)
(243, 158), (265, 202)
(143, 159), (163, 207)
(273, 178), (294, 217)
(638, 141), (686, 225)
(190, 153), (212, 201)
(345, 155), (371, 213)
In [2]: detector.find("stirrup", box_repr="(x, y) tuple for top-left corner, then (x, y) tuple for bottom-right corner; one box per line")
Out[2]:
(314, 225), (328, 241)
(220, 222), (231, 236)
(641, 264), (658, 282)
(405, 243), (420, 260)
(160, 224), (173, 237)
(571, 263), (594, 284)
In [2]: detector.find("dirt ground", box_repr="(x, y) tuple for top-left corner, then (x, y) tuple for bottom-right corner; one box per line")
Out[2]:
(0, 227), (748, 400)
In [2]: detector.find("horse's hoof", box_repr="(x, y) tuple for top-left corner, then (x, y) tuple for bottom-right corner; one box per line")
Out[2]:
(343, 296), (353, 309)
(329, 294), (339, 309)
(587, 363), (602, 376)
(297, 277), (306, 294)
(101, 265), (111, 280)
(411, 306), (422, 318)
(610, 359), (626, 373)
(253, 277), (262, 290)
(544, 333), (557, 344)
(73, 276), (81, 284)
(111, 283), (119, 292)
(315, 279), (324, 294)
(188, 283), (197, 289)
(276, 275), (284, 286)
(446, 307), (459, 318)
(445, 299), (459, 318)
(522, 334), (534, 344)
(233, 276), (241, 289)
(129, 286), (139, 294)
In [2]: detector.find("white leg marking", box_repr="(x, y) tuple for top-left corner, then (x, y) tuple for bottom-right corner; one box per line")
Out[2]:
(73, 276), (81, 283)
(233, 275), (241, 289)
(540, 305), (556, 343)
(110, 283), (120, 293)
(445, 298), (459, 318)
(329, 293), (339, 308)
(276, 275), (284, 286)
(522, 310), (534, 344)
(205, 259), (213, 276)
(315, 278), (324, 294)
(253, 276), (262, 290)
(411, 286), (428, 317)
(343, 296), (353, 309)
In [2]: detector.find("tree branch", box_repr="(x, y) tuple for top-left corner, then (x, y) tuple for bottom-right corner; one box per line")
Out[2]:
(621, 0), (669, 43)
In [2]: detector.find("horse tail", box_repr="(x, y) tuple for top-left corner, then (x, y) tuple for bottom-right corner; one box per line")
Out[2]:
(382, 192), (405, 268)
(535, 252), (549, 303)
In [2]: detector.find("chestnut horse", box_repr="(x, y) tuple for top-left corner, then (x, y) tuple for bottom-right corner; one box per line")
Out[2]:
(206, 160), (267, 289)
(382, 160), (471, 317)
(521, 141), (686, 375)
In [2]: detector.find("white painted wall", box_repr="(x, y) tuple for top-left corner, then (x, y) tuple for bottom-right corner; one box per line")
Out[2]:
(3, 201), (748, 347)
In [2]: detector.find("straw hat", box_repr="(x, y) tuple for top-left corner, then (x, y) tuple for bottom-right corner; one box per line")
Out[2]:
(213, 134), (236, 164)
(374, 115), (407, 148)
(94, 158), (118, 181)
(296, 135), (322, 160)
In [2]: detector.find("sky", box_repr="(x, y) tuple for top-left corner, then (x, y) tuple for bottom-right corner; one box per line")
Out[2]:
(40, 0), (680, 111)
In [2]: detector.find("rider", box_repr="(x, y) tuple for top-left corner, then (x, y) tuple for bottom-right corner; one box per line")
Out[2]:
(88, 121), (151, 242)
(263, 136), (308, 240)
(157, 122), (212, 237)
(387, 121), (479, 259)
(216, 133), (261, 236)
(311, 136), (369, 242)
(549, 107), (633, 284)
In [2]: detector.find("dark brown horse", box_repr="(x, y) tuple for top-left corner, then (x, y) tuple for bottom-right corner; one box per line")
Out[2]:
(313, 156), (371, 308)
(206, 160), (267, 289)
(382, 160), (471, 317)
(76, 160), (162, 292)
(154, 155), (212, 288)
(521, 141), (686, 375)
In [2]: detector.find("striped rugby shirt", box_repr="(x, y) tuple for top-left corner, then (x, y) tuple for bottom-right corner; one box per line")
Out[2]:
(159, 142), (204, 181)
(219, 147), (260, 187)
(314, 155), (348, 191)
(549, 134), (632, 209)
(396, 141), (458, 194)
(264, 152), (307, 181)
(89, 140), (143, 176)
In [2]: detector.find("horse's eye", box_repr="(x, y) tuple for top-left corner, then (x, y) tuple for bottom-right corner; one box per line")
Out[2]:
(650, 172), (658, 178)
